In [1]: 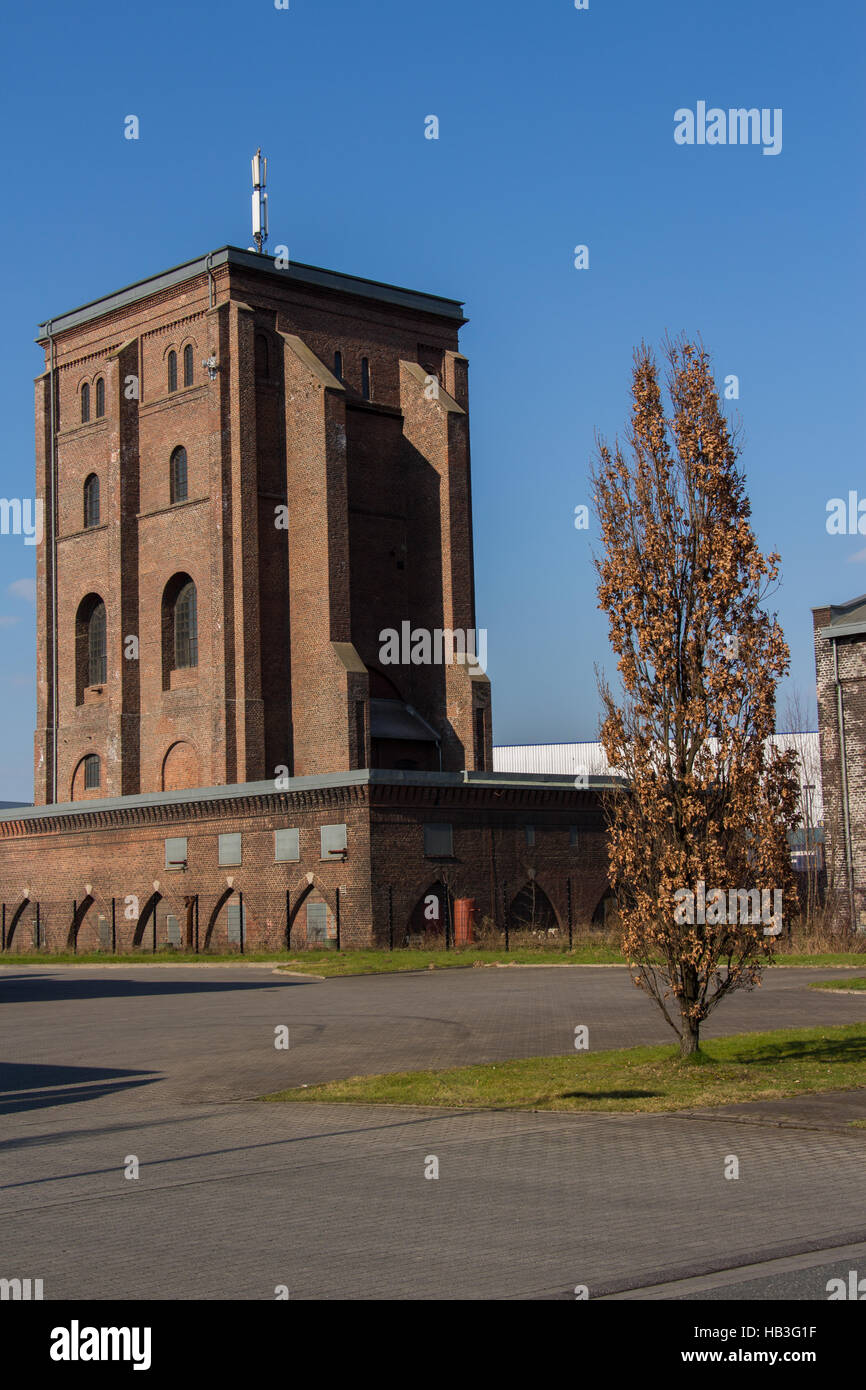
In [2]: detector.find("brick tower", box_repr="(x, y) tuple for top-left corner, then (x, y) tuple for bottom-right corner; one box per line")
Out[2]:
(34, 247), (492, 804)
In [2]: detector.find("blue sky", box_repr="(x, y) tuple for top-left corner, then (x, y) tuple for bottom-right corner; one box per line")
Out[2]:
(0, 0), (863, 799)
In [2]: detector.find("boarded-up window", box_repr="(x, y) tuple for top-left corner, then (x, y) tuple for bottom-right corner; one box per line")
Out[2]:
(306, 900), (329, 943)
(227, 901), (246, 945)
(98, 915), (111, 950)
(165, 836), (188, 869)
(525, 825), (536, 847)
(166, 914), (181, 946)
(424, 823), (453, 857)
(320, 824), (347, 859)
(275, 828), (299, 862)
(219, 832), (242, 866)
(570, 826), (580, 848)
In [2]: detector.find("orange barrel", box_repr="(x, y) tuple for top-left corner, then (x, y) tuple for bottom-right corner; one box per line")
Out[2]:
(454, 898), (477, 945)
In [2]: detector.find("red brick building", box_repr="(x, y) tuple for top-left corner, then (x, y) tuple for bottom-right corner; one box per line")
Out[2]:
(0, 248), (612, 950)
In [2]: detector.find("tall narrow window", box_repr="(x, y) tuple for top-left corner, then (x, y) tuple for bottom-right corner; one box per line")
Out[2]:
(255, 333), (269, 378)
(83, 474), (100, 529)
(88, 601), (107, 685)
(174, 581), (198, 669)
(183, 344), (194, 387)
(81, 383), (90, 424)
(361, 356), (371, 399)
(474, 707), (486, 770)
(170, 446), (188, 503)
(167, 350), (178, 393)
(333, 350), (343, 379)
(95, 378), (105, 417)
(83, 754), (101, 789)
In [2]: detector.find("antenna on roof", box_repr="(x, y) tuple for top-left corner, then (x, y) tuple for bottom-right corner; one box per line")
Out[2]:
(251, 149), (268, 254)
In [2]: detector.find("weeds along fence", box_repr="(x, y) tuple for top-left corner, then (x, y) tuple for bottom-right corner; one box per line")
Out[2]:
(0, 881), (606, 955)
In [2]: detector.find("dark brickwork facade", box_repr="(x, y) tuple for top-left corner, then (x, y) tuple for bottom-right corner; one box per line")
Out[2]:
(813, 598), (866, 929)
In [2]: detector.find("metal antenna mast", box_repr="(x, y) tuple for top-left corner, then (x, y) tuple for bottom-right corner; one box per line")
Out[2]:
(251, 149), (268, 254)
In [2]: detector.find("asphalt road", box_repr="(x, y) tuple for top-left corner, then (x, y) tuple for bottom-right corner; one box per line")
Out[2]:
(1, 963), (864, 1300)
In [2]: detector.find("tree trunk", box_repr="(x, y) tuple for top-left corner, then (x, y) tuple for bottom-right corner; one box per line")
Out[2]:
(680, 1016), (701, 1057)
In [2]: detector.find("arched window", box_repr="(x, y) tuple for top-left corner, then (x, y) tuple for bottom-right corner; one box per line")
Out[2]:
(83, 474), (100, 529)
(167, 350), (178, 393)
(81, 383), (90, 424)
(174, 581), (198, 669)
(333, 350), (343, 380)
(255, 333), (269, 378)
(95, 378), (105, 417)
(183, 344), (194, 387)
(361, 357), (371, 400)
(88, 601), (107, 685)
(83, 754), (101, 790)
(170, 446), (188, 503)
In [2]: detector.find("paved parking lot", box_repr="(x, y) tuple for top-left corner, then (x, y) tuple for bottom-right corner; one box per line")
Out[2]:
(1, 964), (864, 1299)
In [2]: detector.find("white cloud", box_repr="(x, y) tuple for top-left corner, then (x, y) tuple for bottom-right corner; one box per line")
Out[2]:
(8, 578), (36, 604)
(0, 616), (20, 628)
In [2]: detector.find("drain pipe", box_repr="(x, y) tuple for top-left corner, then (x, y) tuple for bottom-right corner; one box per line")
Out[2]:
(206, 251), (216, 308)
(45, 319), (59, 804)
(833, 637), (857, 931)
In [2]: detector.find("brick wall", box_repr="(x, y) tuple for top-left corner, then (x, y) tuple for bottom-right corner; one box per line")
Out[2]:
(813, 607), (866, 928)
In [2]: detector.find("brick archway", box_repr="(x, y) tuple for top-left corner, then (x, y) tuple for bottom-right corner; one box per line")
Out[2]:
(132, 892), (162, 949)
(4, 897), (31, 951)
(67, 895), (95, 951)
(509, 881), (560, 934)
(161, 740), (201, 791)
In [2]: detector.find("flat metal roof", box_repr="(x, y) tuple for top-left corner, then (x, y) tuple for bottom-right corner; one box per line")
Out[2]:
(0, 769), (620, 824)
(36, 246), (466, 340)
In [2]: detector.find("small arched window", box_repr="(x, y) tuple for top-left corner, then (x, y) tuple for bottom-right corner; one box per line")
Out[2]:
(333, 350), (343, 380)
(83, 754), (101, 790)
(183, 344), (194, 387)
(174, 581), (198, 669)
(88, 601), (107, 685)
(81, 383), (90, 424)
(361, 357), (371, 400)
(167, 350), (178, 393)
(255, 334), (269, 378)
(170, 446), (188, 503)
(83, 474), (100, 529)
(95, 378), (105, 417)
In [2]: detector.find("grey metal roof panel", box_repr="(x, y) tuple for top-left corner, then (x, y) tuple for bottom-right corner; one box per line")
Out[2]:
(0, 769), (617, 824)
(36, 246), (465, 340)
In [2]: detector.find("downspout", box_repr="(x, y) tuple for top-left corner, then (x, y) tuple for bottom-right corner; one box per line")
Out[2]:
(45, 320), (59, 804)
(833, 637), (857, 930)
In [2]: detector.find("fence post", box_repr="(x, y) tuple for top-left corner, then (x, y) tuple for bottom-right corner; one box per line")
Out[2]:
(36, 901), (41, 951)
(195, 895), (200, 954)
(152, 905), (157, 954)
(567, 876), (573, 949)
(335, 886), (341, 951)
(388, 885), (393, 950)
(503, 882), (509, 952)
(285, 889), (291, 951)
(72, 900), (77, 955)
(1, 903), (5, 952)
(239, 890), (245, 954)
(111, 897), (116, 953)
